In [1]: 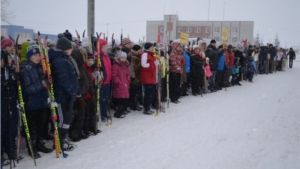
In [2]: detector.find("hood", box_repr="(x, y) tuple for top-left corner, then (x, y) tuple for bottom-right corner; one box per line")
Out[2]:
(20, 42), (29, 64)
(48, 48), (64, 63)
(131, 49), (139, 57)
(114, 57), (129, 66)
(99, 39), (107, 55)
(71, 49), (84, 65)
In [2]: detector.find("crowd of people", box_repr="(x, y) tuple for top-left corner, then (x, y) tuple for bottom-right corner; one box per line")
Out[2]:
(1, 30), (297, 167)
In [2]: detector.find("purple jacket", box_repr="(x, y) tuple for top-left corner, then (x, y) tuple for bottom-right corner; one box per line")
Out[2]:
(112, 58), (131, 99)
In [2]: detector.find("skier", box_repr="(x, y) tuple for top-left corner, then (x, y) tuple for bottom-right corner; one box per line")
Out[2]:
(69, 48), (94, 141)
(112, 52), (130, 118)
(140, 42), (157, 114)
(169, 42), (183, 103)
(1, 38), (19, 164)
(128, 45), (143, 111)
(287, 48), (296, 68)
(48, 34), (80, 151)
(82, 53), (99, 135)
(20, 42), (53, 158)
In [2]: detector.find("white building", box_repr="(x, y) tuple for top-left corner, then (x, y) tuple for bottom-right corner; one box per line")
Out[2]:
(146, 14), (254, 45)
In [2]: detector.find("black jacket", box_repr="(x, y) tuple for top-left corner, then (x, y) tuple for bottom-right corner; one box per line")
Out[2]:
(206, 44), (218, 71)
(190, 54), (204, 77)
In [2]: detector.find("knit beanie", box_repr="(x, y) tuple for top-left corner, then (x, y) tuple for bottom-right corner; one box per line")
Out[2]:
(210, 39), (216, 44)
(63, 30), (73, 41)
(144, 42), (153, 50)
(1, 38), (13, 49)
(56, 34), (73, 51)
(122, 38), (131, 45)
(117, 51), (127, 59)
(87, 52), (94, 60)
(132, 45), (142, 51)
(26, 42), (40, 58)
(81, 37), (90, 47)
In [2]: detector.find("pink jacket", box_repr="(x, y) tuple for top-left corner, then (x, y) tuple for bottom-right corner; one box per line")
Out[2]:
(112, 58), (130, 99)
(205, 64), (212, 77)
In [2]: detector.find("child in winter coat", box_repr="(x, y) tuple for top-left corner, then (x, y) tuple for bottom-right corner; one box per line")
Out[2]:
(205, 57), (213, 92)
(1, 38), (20, 163)
(20, 43), (53, 158)
(231, 57), (240, 86)
(112, 52), (131, 118)
(246, 56), (257, 82)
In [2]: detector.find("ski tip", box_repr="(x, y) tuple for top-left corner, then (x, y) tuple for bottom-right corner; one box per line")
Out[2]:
(63, 153), (69, 158)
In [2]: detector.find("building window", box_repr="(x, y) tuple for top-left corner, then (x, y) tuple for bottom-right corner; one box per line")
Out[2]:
(187, 27), (191, 33)
(160, 27), (164, 33)
(213, 37), (220, 42)
(232, 37), (238, 43)
(214, 27), (220, 33)
(196, 27), (200, 33)
(205, 27), (210, 33)
(232, 27), (238, 33)
(178, 27), (182, 33)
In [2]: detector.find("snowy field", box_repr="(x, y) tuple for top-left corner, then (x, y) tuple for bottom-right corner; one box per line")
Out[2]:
(10, 61), (300, 169)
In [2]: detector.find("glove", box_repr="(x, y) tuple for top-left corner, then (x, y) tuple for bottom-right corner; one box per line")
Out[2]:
(154, 60), (159, 66)
(41, 79), (50, 89)
(13, 72), (22, 81)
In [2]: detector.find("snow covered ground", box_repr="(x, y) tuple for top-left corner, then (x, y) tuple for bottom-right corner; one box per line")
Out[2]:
(10, 61), (300, 169)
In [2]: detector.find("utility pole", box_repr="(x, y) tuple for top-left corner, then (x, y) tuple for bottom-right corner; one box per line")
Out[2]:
(223, 2), (226, 21)
(208, 0), (210, 21)
(87, 0), (95, 37)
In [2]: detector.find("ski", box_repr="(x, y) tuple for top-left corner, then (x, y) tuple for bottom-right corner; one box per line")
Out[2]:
(95, 32), (103, 132)
(12, 34), (37, 166)
(75, 30), (80, 41)
(40, 33), (64, 158)
(82, 30), (86, 38)
(165, 31), (170, 108)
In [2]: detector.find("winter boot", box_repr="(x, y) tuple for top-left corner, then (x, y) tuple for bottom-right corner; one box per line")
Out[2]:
(28, 146), (41, 159)
(36, 142), (53, 153)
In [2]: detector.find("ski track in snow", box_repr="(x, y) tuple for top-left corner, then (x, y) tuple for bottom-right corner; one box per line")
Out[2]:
(9, 61), (300, 169)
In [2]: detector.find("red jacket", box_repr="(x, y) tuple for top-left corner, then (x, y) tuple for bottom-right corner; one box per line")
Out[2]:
(140, 51), (156, 84)
(112, 59), (130, 98)
(83, 63), (95, 99)
(170, 42), (183, 74)
(99, 39), (112, 85)
(228, 51), (234, 69)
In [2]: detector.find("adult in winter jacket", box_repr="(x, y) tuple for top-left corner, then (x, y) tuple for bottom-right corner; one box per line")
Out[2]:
(190, 45), (204, 95)
(112, 52), (130, 118)
(140, 42), (157, 114)
(234, 45), (245, 81)
(48, 34), (80, 151)
(276, 48), (283, 71)
(181, 48), (190, 96)
(169, 42), (183, 103)
(1, 38), (19, 162)
(225, 45), (234, 87)
(128, 45), (143, 111)
(21, 43), (53, 158)
(215, 45), (226, 90)
(288, 48), (296, 68)
(268, 44), (276, 73)
(205, 40), (218, 89)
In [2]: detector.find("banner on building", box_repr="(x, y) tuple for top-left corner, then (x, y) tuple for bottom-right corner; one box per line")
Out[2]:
(180, 32), (189, 45)
(222, 27), (228, 41)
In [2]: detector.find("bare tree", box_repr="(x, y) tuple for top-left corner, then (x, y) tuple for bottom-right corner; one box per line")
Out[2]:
(1, 0), (14, 24)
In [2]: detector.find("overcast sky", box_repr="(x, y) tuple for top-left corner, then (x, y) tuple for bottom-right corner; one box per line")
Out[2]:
(3, 0), (300, 47)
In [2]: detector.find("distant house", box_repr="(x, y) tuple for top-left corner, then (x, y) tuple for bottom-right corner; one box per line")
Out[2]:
(1, 25), (58, 44)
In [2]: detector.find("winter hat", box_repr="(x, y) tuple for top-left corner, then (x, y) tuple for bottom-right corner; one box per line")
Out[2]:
(218, 45), (223, 49)
(132, 45), (142, 51)
(206, 57), (209, 61)
(117, 51), (127, 59)
(193, 45), (200, 51)
(122, 38), (131, 45)
(144, 42), (153, 50)
(1, 38), (13, 49)
(81, 37), (90, 47)
(26, 42), (40, 58)
(63, 30), (73, 41)
(210, 39), (216, 44)
(56, 34), (72, 51)
(87, 52), (94, 60)
(228, 45), (233, 50)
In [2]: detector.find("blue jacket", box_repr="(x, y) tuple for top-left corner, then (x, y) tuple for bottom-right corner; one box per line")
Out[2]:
(20, 60), (48, 111)
(184, 51), (190, 73)
(217, 51), (226, 71)
(48, 49), (81, 103)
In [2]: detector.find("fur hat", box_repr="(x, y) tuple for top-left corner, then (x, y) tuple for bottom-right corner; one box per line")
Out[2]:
(193, 45), (200, 51)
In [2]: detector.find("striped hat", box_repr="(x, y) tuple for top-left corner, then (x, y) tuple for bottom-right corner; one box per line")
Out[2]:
(122, 38), (131, 45)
